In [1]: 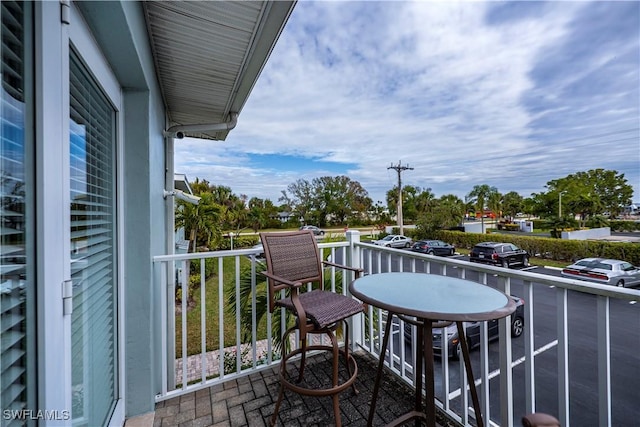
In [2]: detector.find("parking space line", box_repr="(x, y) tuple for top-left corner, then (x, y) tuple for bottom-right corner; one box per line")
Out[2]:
(448, 340), (559, 400)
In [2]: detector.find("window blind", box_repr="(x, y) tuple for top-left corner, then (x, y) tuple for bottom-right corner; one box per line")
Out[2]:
(69, 51), (117, 427)
(1, 1), (34, 424)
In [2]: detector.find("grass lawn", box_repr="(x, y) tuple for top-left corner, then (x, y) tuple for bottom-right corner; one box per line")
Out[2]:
(175, 256), (269, 358)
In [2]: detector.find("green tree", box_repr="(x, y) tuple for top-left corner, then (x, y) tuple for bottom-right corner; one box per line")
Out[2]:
(521, 197), (537, 218)
(247, 197), (279, 231)
(385, 185), (434, 222)
(175, 193), (222, 252)
(280, 179), (314, 224)
(368, 201), (391, 227)
(416, 194), (465, 235)
(502, 191), (524, 220)
(464, 196), (476, 218)
(535, 169), (633, 226)
(189, 177), (215, 195)
(546, 169), (633, 219)
(466, 184), (498, 229)
(527, 191), (556, 218)
(487, 191), (503, 221)
(282, 176), (371, 226)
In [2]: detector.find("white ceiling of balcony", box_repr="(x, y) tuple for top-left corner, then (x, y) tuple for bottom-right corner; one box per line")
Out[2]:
(143, 1), (295, 140)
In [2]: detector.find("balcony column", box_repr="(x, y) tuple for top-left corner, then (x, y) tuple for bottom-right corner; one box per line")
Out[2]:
(345, 230), (363, 351)
(164, 135), (176, 389)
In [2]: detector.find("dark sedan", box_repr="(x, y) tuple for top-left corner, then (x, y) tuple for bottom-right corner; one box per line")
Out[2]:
(404, 296), (525, 359)
(410, 239), (455, 256)
(469, 242), (529, 268)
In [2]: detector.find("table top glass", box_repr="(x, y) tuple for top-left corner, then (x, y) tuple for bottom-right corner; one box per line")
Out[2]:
(349, 272), (516, 321)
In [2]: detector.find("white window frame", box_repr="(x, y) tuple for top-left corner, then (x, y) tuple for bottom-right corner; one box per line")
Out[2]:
(69, 4), (125, 426)
(35, 2), (125, 425)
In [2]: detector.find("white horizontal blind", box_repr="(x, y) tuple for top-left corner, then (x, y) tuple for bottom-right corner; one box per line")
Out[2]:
(69, 50), (117, 427)
(1, 1), (34, 424)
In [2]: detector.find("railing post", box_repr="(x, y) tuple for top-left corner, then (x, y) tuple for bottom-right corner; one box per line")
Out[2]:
(557, 287), (570, 426)
(498, 276), (514, 427)
(346, 230), (363, 351)
(597, 295), (611, 427)
(167, 260), (176, 389)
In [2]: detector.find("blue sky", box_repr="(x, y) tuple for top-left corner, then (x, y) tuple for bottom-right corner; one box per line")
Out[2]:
(175, 1), (640, 205)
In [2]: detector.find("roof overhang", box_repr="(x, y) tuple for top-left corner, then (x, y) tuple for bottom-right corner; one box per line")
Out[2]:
(143, 1), (296, 140)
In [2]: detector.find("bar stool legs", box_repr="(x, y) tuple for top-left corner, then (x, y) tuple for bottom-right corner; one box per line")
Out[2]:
(270, 321), (359, 426)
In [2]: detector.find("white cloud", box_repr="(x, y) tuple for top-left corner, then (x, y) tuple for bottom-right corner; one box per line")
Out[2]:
(175, 1), (640, 204)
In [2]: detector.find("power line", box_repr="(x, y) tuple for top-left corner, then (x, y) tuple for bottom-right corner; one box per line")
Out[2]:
(388, 161), (413, 235)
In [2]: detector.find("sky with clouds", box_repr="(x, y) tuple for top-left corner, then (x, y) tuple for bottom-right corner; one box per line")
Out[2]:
(175, 0), (640, 206)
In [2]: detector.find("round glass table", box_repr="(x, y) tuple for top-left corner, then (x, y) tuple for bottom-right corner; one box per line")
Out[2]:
(349, 272), (517, 427)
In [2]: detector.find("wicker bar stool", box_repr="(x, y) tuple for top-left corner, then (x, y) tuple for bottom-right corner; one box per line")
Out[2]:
(260, 230), (364, 427)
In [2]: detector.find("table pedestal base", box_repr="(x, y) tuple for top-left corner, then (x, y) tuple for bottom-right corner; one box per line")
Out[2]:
(367, 314), (485, 427)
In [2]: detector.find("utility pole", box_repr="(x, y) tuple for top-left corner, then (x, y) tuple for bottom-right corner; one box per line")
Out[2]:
(388, 160), (413, 235)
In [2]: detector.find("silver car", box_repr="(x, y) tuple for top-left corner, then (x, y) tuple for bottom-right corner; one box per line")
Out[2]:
(561, 258), (640, 288)
(299, 225), (325, 236)
(372, 234), (413, 248)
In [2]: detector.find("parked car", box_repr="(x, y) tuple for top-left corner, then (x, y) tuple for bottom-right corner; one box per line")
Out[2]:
(469, 242), (529, 268)
(404, 296), (525, 359)
(372, 234), (413, 248)
(410, 239), (455, 256)
(561, 258), (640, 288)
(299, 225), (325, 236)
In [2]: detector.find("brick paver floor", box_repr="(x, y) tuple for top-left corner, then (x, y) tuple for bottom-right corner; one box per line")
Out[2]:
(155, 350), (453, 427)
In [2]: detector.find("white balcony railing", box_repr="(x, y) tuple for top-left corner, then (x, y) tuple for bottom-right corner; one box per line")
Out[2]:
(152, 231), (640, 427)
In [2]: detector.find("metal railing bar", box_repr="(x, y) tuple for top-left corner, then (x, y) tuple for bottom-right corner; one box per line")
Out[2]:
(557, 287), (569, 426)
(200, 261), (206, 383)
(479, 320), (489, 426)
(217, 258), (224, 379)
(235, 256), (242, 373)
(597, 295), (611, 427)
(181, 260), (188, 391)
(524, 280), (536, 415)
(251, 256), (258, 369)
(159, 262), (168, 396)
(499, 276), (514, 427)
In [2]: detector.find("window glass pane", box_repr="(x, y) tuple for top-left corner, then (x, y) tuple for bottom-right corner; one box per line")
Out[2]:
(69, 49), (117, 427)
(1, 1), (35, 423)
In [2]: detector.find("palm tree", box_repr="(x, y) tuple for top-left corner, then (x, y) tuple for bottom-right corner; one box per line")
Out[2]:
(175, 193), (221, 252)
(487, 191), (503, 222)
(438, 194), (466, 227)
(467, 184), (498, 231)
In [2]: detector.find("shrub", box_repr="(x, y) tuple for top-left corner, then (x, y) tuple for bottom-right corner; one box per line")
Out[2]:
(610, 220), (640, 232)
(431, 230), (640, 265)
(190, 258), (216, 278)
(216, 235), (259, 251)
